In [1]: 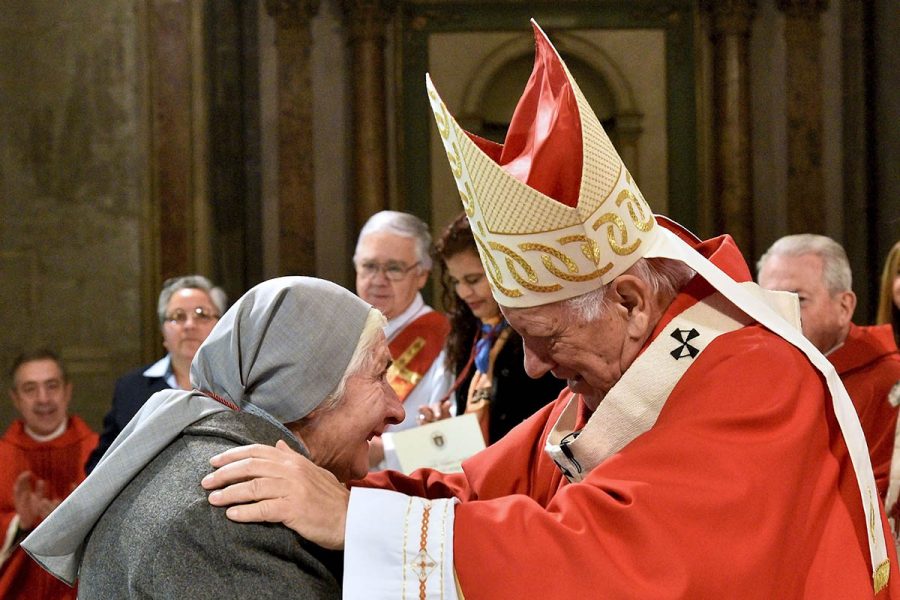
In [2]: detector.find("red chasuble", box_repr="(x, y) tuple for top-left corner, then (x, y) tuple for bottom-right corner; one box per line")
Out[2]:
(387, 311), (450, 402)
(362, 235), (900, 598)
(0, 416), (98, 599)
(829, 324), (900, 502)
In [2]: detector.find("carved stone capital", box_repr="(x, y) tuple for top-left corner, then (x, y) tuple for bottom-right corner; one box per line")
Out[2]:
(341, 0), (395, 42)
(702, 0), (757, 37)
(264, 0), (320, 28)
(777, 0), (829, 19)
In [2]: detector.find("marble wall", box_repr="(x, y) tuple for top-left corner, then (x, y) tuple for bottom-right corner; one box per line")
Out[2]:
(0, 1), (148, 429)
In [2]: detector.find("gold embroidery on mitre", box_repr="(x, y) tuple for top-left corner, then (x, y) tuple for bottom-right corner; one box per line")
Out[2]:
(519, 242), (610, 283)
(430, 89), (451, 139)
(592, 213), (642, 256)
(616, 188), (654, 233)
(491, 242), (563, 293)
(449, 142), (464, 179)
(474, 229), (523, 298)
(490, 243), (538, 284)
(559, 234), (604, 265)
(459, 181), (475, 217)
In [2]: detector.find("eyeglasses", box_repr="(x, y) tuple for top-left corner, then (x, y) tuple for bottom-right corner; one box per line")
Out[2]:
(165, 307), (220, 326)
(355, 260), (421, 281)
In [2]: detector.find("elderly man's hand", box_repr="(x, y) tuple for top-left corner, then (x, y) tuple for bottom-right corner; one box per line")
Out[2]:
(201, 440), (350, 550)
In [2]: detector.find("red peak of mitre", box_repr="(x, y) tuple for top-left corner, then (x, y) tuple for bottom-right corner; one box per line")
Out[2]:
(487, 21), (584, 208)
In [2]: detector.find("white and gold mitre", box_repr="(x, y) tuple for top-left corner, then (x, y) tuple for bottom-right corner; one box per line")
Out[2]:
(426, 21), (659, 308)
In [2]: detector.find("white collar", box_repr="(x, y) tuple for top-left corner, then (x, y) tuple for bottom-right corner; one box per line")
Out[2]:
(384, 293), (431, 341)
(143, 355), (178, 389)
(25, 419), (67, 443)
(143, 354), (172, 378)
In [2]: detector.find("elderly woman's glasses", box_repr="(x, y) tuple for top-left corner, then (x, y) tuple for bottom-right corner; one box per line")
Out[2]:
(165, 307), (220, 326)
(355, 260), (420, 281)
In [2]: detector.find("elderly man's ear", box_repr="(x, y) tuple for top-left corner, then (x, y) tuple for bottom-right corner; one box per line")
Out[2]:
(836, 290), (857, 327)
(610, 275), (656, 341)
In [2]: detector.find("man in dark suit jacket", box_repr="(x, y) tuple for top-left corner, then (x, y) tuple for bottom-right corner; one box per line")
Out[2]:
(85, 275), (227, 472)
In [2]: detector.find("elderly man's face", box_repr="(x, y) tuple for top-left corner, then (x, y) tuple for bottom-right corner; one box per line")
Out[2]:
(162, 288), (220, 368)
(10, 359), (72, 436)
(758, 253), (853, 353)
(355, 232), (429, 320)
(296, 333), (404, 482)
(504, 290), (641, 413)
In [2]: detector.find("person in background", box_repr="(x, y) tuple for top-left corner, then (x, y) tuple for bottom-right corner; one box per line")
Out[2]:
(199, 24), (898, 597)
(876, 241), (900, 348)
(22, 277), (404, 598)
(0, 349), (97, 599)
(353, 211), (451, 470)
(758, 234), (900, 514)
(85, 274), (227, 472)
(420, 211), (563, 444)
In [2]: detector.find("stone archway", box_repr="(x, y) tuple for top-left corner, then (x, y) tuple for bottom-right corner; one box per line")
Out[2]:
(456, 31), (644, 174)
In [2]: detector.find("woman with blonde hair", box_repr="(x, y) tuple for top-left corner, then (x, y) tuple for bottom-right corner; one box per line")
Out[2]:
(877, 241), (900, 347)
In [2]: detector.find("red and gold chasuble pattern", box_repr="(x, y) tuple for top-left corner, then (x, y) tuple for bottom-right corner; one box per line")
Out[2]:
(387, 311), (450, 403)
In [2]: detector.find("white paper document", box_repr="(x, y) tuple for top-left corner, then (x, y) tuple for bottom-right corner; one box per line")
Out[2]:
(391, 413), (486, 474)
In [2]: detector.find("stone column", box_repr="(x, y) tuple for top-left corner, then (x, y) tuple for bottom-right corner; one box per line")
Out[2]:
(778, 0), (828, 234)
(148, 0), (195, 282)
(342, 0), (392, 234)
(704, 0), (757, 259)
(265, 0), (319, 276)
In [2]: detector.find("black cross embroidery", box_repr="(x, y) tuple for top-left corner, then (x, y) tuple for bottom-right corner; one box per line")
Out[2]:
(670, 328), (700, 360)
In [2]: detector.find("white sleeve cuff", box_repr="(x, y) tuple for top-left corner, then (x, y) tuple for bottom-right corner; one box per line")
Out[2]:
(344, 487), (460, 599)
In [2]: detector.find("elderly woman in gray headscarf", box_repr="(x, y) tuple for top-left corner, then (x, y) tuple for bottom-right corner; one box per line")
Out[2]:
(21, 277), (404, 598)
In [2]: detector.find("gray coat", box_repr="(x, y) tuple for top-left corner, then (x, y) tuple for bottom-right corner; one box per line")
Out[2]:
(79, 410), (341, 599)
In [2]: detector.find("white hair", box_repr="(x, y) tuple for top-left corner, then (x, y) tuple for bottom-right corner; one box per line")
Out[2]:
(757, 234), (852, 294)
(157, 275), (228, 325)
(563, 257), (696, 322)
(353, 210), (434, 270)
(315, 307), (388, 412)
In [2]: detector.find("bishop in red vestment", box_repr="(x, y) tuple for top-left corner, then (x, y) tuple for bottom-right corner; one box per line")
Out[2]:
(200, 21), (899, 599)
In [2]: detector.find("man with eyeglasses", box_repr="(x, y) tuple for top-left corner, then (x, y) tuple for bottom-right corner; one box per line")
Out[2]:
(85, 275), (227, 473)
(354, 211), (451, 470)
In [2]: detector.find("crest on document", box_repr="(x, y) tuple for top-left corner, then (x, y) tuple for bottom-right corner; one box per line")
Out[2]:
(670, 328), (700, 360)
(431, 431), (445, 448)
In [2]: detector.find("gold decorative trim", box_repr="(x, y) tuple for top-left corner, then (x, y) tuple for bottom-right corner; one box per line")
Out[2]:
(617, 188), (654, 232)
(874, 559), (890, 593)
(388, 337), (426, 386)
(593, 213), (642, 256)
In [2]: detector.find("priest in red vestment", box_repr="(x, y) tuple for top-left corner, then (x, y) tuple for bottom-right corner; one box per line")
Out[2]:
(0, 350), (97, 599)
(354, 210), (452, 471)
(758, 234), (900, 530)
(201, 21), (899, 598)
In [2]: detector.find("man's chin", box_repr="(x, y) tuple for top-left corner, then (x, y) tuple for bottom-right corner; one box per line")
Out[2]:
(567, 382), (604, 412)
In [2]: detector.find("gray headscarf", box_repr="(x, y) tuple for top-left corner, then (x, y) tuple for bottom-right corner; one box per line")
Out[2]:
(22, 276), (371, 585)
